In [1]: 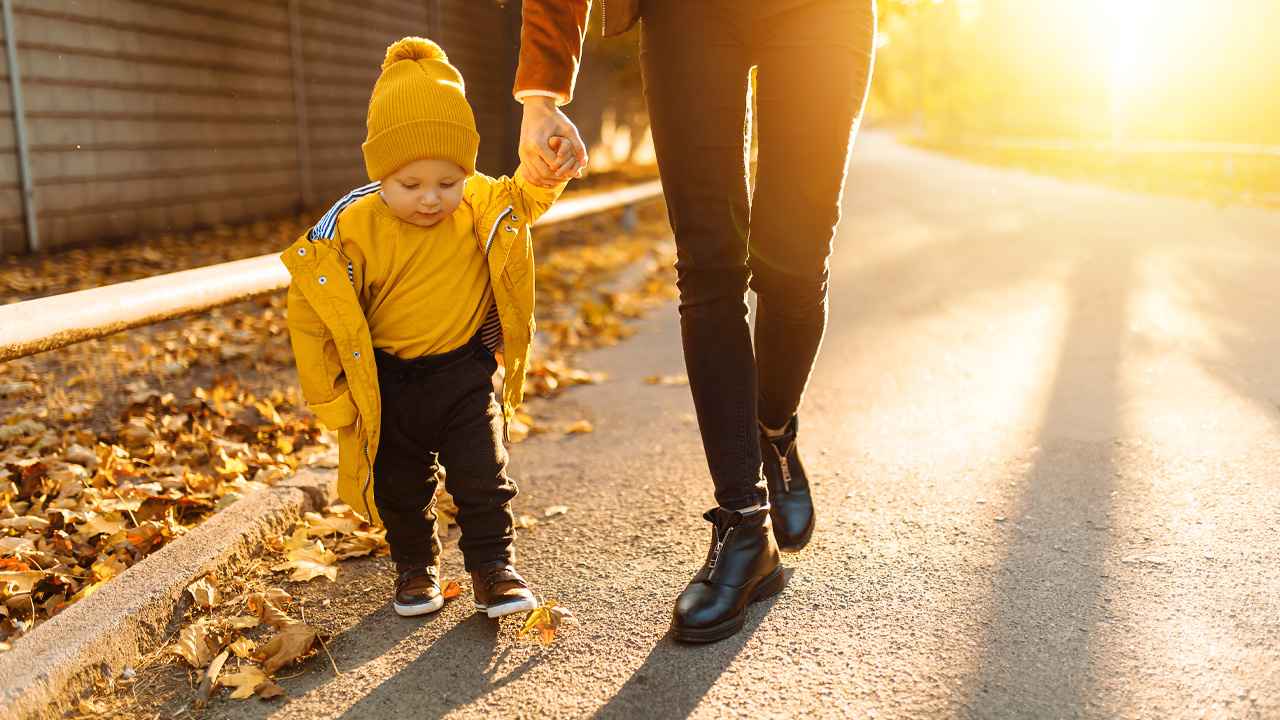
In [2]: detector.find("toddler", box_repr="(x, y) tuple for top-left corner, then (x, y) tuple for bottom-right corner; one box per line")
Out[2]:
(283, 37), (571, 617)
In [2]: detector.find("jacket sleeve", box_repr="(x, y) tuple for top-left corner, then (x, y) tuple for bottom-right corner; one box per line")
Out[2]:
(514, 0), (590, 104)
(286, 280), (358, 431)
(513, 164), (568, 224)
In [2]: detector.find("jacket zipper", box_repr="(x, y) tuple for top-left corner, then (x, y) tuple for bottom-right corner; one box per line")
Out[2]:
(485, 204), (515, 258)
(485, 204), (517, 442)
(356, 415), (374, 521)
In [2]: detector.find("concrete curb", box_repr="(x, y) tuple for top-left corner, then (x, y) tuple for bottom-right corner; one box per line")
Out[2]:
(0, 467), (337, 720)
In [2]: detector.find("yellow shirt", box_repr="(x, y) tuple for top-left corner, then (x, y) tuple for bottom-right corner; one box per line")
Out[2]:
(333, 171), (560, 359)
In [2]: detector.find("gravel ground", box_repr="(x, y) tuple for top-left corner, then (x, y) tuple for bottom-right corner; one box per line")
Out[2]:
(89, 132), (1280, 719)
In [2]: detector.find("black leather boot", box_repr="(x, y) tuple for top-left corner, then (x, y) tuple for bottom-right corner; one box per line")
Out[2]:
(760, 415), (816, 552)
(670, 506), (786, 643)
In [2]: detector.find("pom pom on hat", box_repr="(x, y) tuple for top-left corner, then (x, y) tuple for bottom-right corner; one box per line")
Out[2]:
(382, 37), (447, 70)
(363, 36), (479, 181)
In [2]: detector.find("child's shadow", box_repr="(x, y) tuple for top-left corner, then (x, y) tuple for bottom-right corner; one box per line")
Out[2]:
(586, 568), (793, 720)
(336, 611), (539, 719)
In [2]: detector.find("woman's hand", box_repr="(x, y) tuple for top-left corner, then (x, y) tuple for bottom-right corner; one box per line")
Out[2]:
(519, 96), (588, 187)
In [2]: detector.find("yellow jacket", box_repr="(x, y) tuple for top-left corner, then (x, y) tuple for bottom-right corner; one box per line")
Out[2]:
(281, 171), (561, 524)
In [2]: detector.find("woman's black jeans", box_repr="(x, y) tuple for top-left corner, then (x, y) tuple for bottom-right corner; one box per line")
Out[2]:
(639, 0), (876, 508)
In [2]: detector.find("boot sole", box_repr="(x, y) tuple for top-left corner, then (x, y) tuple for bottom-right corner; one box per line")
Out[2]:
(669, 566), (788, 643)
(394, 595), (445, 617)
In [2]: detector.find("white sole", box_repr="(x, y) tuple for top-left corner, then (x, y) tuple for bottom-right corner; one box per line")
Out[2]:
(474, 597), (539, 618)
(394, 595), (445, 617)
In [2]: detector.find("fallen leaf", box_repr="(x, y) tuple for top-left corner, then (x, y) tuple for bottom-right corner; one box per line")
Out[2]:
(644, 374), (688, 386)
(246, 592), (291, 628)
(442, 581), (463, 599)
(187, 575), (218, 609)
(229, 636), (257, 659)
(544, 506), (568, 517)
(302, 510), (360, 537)
(564, 420), (593, 434)
(170, 622), (218, 668)
(515, 515), (540, 529)
(271, 541), (338, 582)
(334, 531), (387, 560)
(518, 601), (578, 645)
(256, 619), (318, 675)
(220, 666), (268, 699)
(254, 679), (290, 700)
(225, 615), (260, 629)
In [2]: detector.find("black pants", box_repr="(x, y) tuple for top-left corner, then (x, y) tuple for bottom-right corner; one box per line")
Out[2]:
(639, 0), (876, 508)
(372, 336), (516, 572)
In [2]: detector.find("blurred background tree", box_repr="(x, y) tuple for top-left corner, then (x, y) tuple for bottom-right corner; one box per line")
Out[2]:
(870, 0), (1280, 145)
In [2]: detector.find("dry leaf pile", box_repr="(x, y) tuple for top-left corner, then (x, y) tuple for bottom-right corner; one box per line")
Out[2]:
(266, 503), (390, 582)
(0, 371), (335, 647)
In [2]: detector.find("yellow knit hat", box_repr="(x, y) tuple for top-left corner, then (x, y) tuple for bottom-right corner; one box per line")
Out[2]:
(362, 37), (479, 181)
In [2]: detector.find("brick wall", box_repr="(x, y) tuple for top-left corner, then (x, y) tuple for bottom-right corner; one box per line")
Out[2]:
(0, 0), (523, 255)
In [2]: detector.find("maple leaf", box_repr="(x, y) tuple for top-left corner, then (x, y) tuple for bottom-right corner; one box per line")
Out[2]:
(442, 580), (463, 599)
(225, 615), (260, 630)
(255, 619), (318, 675)
(544, 506), (568, 517)
(518, 602), (578, 645)
(219, 666), (268, 699)
(186, 575), (218, 609)
(170, 621), (218, 668)
(271, 540), (338, 582)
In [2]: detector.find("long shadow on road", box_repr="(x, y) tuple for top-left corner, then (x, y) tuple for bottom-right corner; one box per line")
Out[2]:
(951, 245), (1132, 717)
(586, 583), (788, 720)
(336, 612), (538, 719)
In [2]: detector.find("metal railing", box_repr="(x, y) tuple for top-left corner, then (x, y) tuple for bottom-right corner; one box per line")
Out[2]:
(0, 180), (664, 363)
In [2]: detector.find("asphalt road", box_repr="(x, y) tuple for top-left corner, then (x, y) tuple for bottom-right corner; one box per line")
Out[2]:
(224, 132), (1280, 720)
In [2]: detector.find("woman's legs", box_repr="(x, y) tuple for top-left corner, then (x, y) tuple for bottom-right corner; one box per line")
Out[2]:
(750, 0), (877, 429)
(640, 0), (766, 510)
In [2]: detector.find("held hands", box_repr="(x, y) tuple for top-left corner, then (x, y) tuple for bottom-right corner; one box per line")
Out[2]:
(519, 96), (587, 187)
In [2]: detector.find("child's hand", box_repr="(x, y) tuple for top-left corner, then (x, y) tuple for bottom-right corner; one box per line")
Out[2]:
(548, 136), (585, 180)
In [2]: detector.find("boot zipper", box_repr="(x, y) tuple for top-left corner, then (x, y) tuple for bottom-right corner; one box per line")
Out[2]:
(771, 441), (793, 492)
(708, 526), (734, 579)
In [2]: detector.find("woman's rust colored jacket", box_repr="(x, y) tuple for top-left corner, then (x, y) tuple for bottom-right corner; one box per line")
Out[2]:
(514, 0), (636, 102)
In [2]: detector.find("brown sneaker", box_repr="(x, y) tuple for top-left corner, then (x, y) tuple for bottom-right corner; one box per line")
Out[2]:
(394, 563), (444, 617)
(471, 560), (538, 618)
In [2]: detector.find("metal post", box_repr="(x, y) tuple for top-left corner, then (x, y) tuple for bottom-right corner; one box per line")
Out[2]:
(287, 0), (314, 207)
(2, 0), (38, 252)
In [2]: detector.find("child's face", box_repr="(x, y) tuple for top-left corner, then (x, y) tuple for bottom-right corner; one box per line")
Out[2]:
(380, 158), (468, 228)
